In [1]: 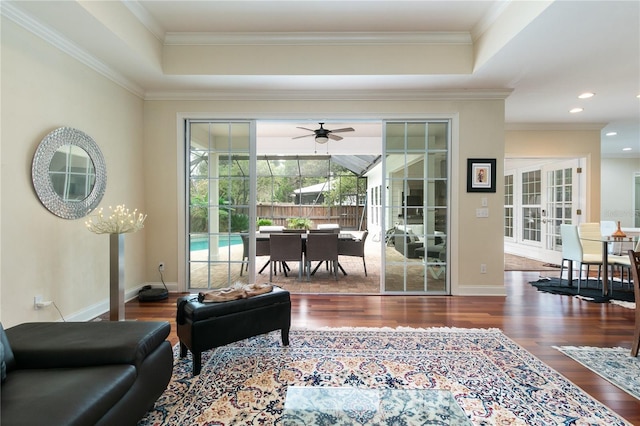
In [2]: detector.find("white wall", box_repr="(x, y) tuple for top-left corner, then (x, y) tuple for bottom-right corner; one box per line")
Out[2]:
(601, 158), (640, 227)
(1, 18), (145, 326)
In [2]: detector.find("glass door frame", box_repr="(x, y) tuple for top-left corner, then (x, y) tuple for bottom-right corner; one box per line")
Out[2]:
(381, 120), (451, 295)
(184, 119), (257, 291)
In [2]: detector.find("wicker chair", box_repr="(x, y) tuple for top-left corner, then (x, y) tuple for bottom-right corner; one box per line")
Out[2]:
(338, 230), (368, 276)
(269, 233), (303, 280)
(305, 233), (339, 281)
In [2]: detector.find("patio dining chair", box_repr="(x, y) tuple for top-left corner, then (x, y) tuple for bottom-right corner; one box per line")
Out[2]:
(305, 232), (339, 281)
(241, 235), (272, 276)
(240, 234), (249, 276)
(338, 230), (368, 276)
(317, 224), (341, 233)
(269, 233), (303, 281)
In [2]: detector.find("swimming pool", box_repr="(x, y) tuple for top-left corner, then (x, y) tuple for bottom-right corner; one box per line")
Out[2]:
(190, 235), (242, 251)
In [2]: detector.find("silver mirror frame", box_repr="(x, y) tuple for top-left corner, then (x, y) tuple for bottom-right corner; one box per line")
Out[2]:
(32, 127), (107, 220)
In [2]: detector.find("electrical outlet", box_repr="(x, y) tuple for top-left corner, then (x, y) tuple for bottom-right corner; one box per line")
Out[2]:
(480, 264), (487, 274)
(34, 295), (43, 310)
(158, 262), (165, 272)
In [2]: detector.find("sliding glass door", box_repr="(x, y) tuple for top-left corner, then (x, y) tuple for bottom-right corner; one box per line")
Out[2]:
(186, 120), (254, 289)
(383, 121), (449, 294)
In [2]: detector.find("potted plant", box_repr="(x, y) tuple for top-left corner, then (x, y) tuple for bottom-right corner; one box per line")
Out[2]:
(257, 218), (273, 227)
(287, 217), (313, 230)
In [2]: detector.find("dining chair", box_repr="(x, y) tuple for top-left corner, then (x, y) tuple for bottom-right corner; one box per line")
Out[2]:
(560, 224), (602, 291)
(626, 249), (640, 357)
(609, 239), (640, 288)
(256, 236), (272, 274)
(269, 233), (303, 281)
(601, 221), (617, 254)
(305, 233), (339, 281)
(241, 235), (272, 275)
(338, 230), (368, 276)
(578, 222), (604, 284)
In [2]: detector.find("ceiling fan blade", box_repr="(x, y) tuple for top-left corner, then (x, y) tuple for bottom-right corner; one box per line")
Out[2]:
(328, 127), (355, 133)
(328, 134), (343, 141)
(296, 127), (316, 132)
(292, 134), (314, 139)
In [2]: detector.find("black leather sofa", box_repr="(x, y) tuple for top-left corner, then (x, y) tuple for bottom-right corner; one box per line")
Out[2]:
(0, 321), (173, 426)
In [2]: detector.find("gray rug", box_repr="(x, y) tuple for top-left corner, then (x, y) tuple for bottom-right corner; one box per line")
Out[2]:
(554, 346), (640, 400)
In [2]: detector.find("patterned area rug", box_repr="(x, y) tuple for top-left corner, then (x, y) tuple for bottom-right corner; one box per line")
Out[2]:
(554, 346), (640, 401)
(138, 327), (630, 425)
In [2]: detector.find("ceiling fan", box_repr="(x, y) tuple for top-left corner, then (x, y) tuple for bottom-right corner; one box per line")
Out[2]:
(292, 123), (355, 144)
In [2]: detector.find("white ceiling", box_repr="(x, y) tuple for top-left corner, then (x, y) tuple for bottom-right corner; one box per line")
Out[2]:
(4, 0), (639, 158)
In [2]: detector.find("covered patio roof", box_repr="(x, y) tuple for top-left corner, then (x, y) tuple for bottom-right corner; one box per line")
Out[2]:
(256, 155), (381, 177)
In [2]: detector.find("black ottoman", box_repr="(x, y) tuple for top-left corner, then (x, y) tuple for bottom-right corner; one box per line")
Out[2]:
(176, 286), (291, 375)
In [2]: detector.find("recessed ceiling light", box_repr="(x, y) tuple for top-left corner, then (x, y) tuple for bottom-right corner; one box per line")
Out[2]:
(578, 92), (595, 99)
(605, 131), (617, 136)
(623, 147), (632, 151)
(569, 107), (584, 113)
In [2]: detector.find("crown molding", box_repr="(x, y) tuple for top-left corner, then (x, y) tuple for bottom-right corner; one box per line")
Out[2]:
(164, 31), (472, 46)
(144, 88), (512, 102)
(471, 1), (511, 41)
(122, 0), (165, 42)
(505, 123), (607, 131)
(2, 2), (145, 98)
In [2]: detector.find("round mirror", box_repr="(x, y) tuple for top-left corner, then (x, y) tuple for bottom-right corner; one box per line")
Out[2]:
(49, 144), (96, 201)
(32, 127), (107, 219)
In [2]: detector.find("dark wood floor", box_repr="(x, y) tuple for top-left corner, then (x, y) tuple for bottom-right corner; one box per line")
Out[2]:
(123, 271), (640, 424)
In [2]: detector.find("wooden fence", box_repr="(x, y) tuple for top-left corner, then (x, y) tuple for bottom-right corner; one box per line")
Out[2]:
(257, 204), (366, 230)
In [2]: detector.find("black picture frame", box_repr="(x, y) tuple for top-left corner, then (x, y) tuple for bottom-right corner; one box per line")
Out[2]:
(467, 158), (496, 193)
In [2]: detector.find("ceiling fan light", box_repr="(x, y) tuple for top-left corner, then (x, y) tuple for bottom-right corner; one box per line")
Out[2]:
(316, 135), (329, 144)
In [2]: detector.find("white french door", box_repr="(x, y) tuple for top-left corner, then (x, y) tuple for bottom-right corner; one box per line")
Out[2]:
(539, 159), (584, 263)
(505, 158), (585, 264)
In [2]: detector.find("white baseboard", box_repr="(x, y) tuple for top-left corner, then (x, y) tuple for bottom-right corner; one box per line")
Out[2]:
(455, 285), (507, 296)
(64, 283), (178, 322)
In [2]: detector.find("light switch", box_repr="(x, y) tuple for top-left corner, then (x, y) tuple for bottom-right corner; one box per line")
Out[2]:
(481, 197), (488, 207)
(476, 208), (489, 218)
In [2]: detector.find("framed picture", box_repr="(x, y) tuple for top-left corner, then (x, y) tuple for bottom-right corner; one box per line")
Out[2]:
(467, 158), (496, 193)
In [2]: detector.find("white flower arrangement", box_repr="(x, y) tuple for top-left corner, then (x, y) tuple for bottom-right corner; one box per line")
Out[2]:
(85, 204), (147, 234)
